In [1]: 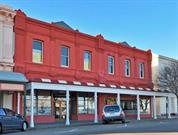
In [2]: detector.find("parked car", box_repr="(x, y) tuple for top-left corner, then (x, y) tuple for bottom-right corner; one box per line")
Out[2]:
(0, 108), (28, 133)
(102, 104), (125, 124)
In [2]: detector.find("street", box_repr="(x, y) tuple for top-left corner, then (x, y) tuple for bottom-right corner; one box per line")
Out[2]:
(3, 119), (178, 135)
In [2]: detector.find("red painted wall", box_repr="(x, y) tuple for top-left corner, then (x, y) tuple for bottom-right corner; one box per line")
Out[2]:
(12, 92), (24, 115)
(26, 115), (55, 124)
(71, 114), (95, 121)
(14, 10), (153, 89)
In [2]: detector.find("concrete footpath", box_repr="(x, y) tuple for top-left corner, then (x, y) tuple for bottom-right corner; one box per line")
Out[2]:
(6, 118), (178, 135)
(34, 120), (100, 130)
(33, 117), (178, 130)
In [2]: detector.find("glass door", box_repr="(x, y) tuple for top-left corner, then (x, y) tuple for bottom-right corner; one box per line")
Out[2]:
(54, 97), (66, 120)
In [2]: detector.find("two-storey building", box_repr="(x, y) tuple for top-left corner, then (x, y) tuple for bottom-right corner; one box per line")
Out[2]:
(14, 9), (176, 128)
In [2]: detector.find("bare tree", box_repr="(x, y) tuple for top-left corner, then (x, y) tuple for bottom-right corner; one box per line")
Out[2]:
(157, 62), (178, 100)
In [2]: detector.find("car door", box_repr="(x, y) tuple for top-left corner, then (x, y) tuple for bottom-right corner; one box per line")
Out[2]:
(13, 113), (23, 129)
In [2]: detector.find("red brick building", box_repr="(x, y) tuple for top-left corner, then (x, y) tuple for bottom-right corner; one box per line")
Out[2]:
(14, 10), (174, 128)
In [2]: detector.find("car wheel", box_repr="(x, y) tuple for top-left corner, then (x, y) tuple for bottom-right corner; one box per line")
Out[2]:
(21, 122), (27, 131)
(0, 124), (3, 133)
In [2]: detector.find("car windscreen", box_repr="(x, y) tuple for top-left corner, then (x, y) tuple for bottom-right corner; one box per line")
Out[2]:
(104, 105), (120, 112)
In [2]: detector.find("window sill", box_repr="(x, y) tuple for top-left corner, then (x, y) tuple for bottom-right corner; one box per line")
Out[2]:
(83, 69), (92, 72)
(32, 62), (43, 65)
(108, 73), (114, 75)
(60, 65), (69, 68)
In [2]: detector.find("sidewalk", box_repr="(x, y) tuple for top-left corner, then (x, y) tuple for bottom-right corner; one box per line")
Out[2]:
(33, 120), (100, 130)
(32, 117), (178, 130)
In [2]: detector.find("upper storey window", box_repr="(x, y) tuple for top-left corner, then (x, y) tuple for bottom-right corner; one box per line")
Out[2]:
(139, 63), (144, 79)
(61, 46), (69, 67)
(108, 56), (114, 74)
(125, 59), (131, 77)
(32, 40), (43, 63)
(84, 51), (91, 71)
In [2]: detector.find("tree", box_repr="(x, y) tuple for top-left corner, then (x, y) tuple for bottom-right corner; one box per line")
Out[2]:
(157, 62), (178, 97)
(157, 62), (178, 115)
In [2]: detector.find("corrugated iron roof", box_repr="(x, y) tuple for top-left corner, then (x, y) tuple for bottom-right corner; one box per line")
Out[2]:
(52, 21), (73, 30)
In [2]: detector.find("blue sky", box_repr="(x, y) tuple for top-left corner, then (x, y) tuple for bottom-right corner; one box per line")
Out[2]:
(2, 0), (178, 59)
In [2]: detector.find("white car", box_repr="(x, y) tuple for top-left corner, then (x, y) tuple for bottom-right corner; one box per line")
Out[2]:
(102, 104), (125, 124)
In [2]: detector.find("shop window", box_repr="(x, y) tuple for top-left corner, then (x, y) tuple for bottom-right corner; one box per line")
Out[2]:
(84, 50), (91, 71)
(26, 91), (51, 116)
(38, 95), (51, 115)
(140, 98), (150, 114)
(105, 97), (116, 105)
(26, 92), (37, 115)
(78, 94), (94, 114)
(121, 99), (151, 114)
(61, 46), (69, 67)
(32, 40), (43, 63)
(121, 100), (137, 114)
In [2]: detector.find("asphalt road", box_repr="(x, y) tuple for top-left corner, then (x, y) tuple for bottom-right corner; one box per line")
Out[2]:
(3, 119), (178, 135)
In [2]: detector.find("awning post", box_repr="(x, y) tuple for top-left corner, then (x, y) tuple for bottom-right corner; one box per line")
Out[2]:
(30, 86), (34, 128)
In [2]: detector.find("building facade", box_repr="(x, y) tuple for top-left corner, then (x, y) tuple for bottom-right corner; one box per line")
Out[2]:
(13, 10), (176, 128)
(0, 5), (27, 114)
(152, 53), (178, 116)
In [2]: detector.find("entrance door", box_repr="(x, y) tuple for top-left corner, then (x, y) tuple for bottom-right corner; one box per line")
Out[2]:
(54, 96), (66, 120)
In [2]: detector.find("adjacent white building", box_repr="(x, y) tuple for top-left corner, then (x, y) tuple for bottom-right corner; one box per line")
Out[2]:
(0, 4), (15, 71)
(0, 4), (27, 113)
(152, 53), (178, 117)
(0, 4), (16, 109)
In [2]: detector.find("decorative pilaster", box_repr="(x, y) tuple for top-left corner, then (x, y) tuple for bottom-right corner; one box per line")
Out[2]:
(0, 4), (16, 71)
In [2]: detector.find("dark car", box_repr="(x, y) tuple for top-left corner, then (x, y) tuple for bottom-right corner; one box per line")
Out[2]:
(102, 104), (125, 124)
(0, 108), (28, 133)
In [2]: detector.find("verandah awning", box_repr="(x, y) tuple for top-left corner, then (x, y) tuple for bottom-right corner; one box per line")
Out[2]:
(0, 71), (28, 83)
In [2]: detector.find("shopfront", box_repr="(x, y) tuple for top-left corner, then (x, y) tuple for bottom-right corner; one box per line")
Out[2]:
(0, 71), (27, 114)
(120, 96), (151, 118)
(98, 94), (151, 119)
(25, 90), (95, 123)
(26, 90), (54, 123)
(26, 81), (176, 128)
(25, 90), (151, 122)
(71, 92), (95, 120)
